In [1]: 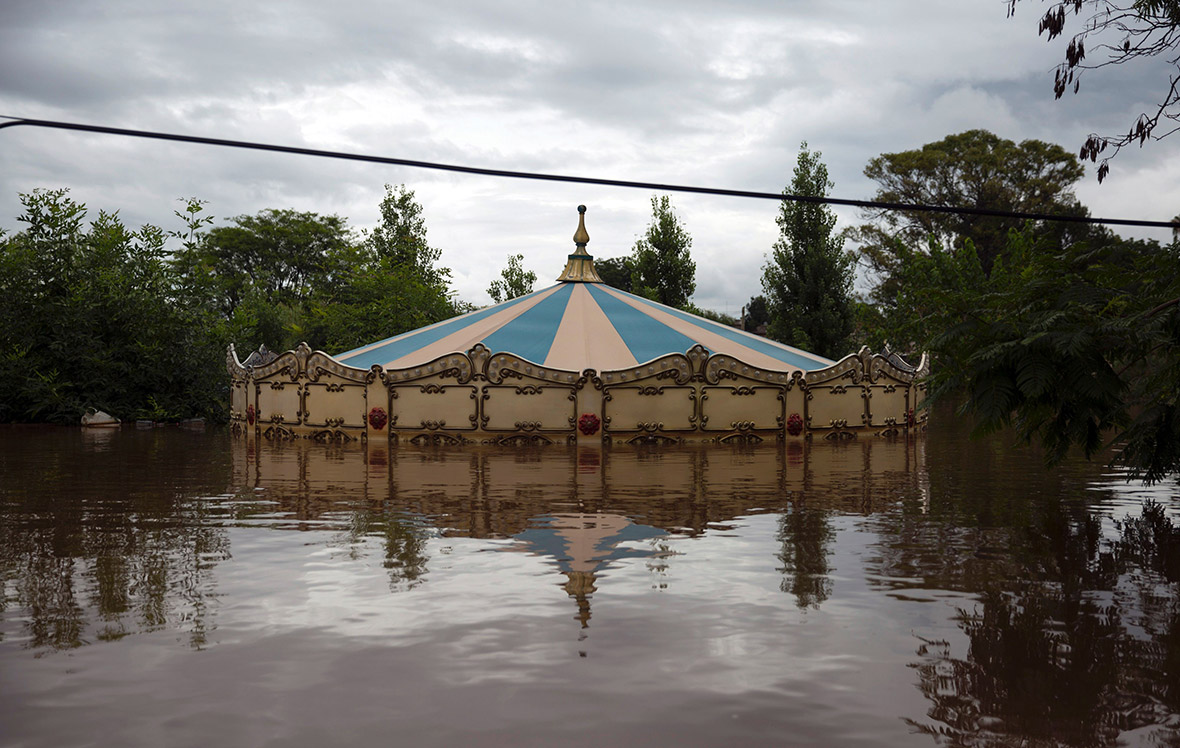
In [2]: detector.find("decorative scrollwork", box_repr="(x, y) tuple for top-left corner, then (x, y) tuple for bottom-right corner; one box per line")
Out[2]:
(262, 425), (297, 441)
(576, 369), (603, 391)
(421, 420), (447, 430)
(717, 432), (764, 445)
(730, 420), (756, 431)
(495, 433), (555, 446)
(625, 433), (682, 446)
(823, 430), (857, 441)
(515, 385), (543, 395)
(637, 386), (663, 396)
(514, 421), (544, 431)
(311, 429), (354, 444)
(409, 433), (465, 446)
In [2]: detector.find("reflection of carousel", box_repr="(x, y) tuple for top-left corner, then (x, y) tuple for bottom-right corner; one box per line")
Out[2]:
(232, 437), (928, 628)
(512, 513), (664, 628)
(228, 205), (928, 445)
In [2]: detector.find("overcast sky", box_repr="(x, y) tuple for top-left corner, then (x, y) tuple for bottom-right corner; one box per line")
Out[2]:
(2, 0), (1177, 312)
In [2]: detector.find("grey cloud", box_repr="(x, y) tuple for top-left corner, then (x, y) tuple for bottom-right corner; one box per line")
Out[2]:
(2, 0), (1177, 312)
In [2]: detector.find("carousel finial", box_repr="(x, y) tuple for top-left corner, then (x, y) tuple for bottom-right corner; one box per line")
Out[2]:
(573, 205), (590, 250)
(556, 204), (603, 283)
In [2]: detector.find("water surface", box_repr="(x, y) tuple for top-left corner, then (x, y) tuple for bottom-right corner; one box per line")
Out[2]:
(2, 416), (1178, 747)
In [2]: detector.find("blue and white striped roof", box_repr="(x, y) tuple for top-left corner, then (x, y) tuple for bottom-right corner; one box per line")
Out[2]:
(335, 281), (834, 374)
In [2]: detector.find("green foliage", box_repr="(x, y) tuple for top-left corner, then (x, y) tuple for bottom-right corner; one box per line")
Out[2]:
(680, 303), (738, 326)
(630, 195), (696, 308)
(1, 184), (464, 424)
(594, 256), (634, 292)
(743, 295), (769, 331)
(313, 255), (460, 354)
(0, 189), (226, 423)
(927, 226), (1180, 482)
(311, 186), (457, 353)
(761, 143), (855, 360)
(173, 207), (354, 318)
(487, 253), (536, 303)
(366, 184), (449, 289)
(855, 130), (1085, 301)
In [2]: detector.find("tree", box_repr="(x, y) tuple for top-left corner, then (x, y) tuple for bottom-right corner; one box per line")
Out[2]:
(926, 225), (1180, 483)
(365, 184), (449, 289)
(630, 195), (696, 308)
(0, 189), (226, 423)
(855, 130), (1086, 291)
(743, 295), (769, 331)
(174, 207), (355, 317)
(487, 253), (537, 303)
(312, 186), (460, 352)
(594, 256), (634, 292)
(312, 255), (459, 353)
(761, 143), (855, 360)
(1007, 0), (1180, 181)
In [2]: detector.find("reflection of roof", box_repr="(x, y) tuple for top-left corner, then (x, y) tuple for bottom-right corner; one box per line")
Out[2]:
(333, 206), (835, 374)
(511, 512), (666, 631)
(514, 513), (665, 574)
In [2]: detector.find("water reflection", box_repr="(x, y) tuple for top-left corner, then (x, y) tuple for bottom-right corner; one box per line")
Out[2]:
(0, 427), (232, 650)
(3, 424), (1180, 746)
(227, 437), (927, 623)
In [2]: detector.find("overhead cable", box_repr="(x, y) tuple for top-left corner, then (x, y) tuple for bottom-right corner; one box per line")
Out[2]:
(1, 116), (1177, 231)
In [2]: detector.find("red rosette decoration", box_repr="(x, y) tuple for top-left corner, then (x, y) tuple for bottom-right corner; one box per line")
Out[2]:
(786, 412), (804, 436)
(578, 413), (601, 436)
(246, 404), (256, 426)
(906, 409), (916, 428)
(368, 407), (388, 431)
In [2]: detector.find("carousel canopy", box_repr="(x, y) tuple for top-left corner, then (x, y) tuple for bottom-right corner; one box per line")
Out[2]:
(334, 206), (835, 375)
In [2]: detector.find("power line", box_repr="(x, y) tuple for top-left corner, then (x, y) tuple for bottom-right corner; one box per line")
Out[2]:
(2, 115), (1177, 231)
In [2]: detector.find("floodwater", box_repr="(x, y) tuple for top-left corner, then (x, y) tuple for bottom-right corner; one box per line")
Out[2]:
(2, 413), (1179, 747)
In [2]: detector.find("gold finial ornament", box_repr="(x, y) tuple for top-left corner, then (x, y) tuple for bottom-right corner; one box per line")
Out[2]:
(557, 204), (603, 283)
(573, 204), (590, 247)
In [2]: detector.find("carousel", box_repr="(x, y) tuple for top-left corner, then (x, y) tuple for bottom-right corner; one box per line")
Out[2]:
(227, 206), (928, 445)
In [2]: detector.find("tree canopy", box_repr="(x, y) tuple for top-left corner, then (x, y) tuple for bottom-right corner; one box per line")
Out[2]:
(0, 185), (463, 424)
(855, 130), (1085, 282)
(365, 184), (449, 289)
(488, 253), (537, 303)
(1007, 0), (1180, 180)
(594, 256), (634, 293)
(1, 189), (225, 423)
(630, 195), (696, 309)
(924, 226), (1180, 483)
(854, 130), (1090, 349)
(762, 143), (855, 360)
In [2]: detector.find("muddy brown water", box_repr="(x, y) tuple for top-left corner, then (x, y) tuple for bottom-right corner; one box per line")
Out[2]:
(2, 411), (1178, 747)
